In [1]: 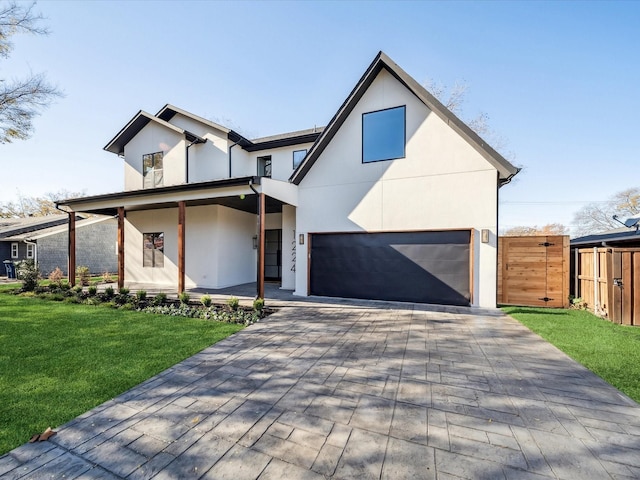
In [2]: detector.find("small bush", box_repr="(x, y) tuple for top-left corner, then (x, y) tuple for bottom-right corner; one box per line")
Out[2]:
(48, 293), (65, 302)
(201, 294), (212, 307)
(115, 293), (130, 305)
(179, 292), (190, 305)
(119, 303), (134, 310)
(88, 285), (98, 296)
(64, 296), (81, 304)
(73, 285), (83, 294)
(60, 282), (72, 291)
(227, 296), (239, 311)
(136, 290), (147, 301)
(17, 260), (40, 292)
(119, 287), (130, 295)
(152, 292), (167, 306)
(253, 297), (265, 314)
(77, 266), (90, 286)
(48, 267), (63, 286)
(86, 297), (101, 306)
(103, 286), (115, 299)
(102, 271), (114, 284)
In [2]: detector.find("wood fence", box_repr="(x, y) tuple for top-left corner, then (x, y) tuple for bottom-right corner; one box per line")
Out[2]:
(498, 236), (570, 308)
(574, 247), (640, 325)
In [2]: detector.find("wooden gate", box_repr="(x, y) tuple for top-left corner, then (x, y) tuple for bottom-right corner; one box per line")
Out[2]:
(575, 247), (640, 325)
(498, 236), (570, 308)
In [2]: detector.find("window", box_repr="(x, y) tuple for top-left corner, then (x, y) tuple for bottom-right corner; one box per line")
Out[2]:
(258, 156), (272, 177)
(143, 152), (164, 188)
(26, 243), (34, 259)
(11, 243), (18, 259)
(143, 232), (164, 268)
(362, 105), (406, 163)
(293, 149), (307, 169)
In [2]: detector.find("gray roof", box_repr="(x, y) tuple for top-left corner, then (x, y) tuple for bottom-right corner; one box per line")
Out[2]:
(571, 227), (640, 247)
(0, 214), (73, 239)
(290, 51), (521, 186)
(3, 215), (113, 241)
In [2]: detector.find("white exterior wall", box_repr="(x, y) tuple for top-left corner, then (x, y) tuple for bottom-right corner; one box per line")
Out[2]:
(295, 69), (499, 307)
(250, 143), (315, 181)
(125, 205), (256, 289)
(124, 123), (185, 190)
(281, 204), (296, 290)
(166, 114), (231, 182)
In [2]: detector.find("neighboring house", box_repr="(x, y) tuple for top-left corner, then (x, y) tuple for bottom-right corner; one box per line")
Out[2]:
(571, 227), (640, 249)
(0, 214), (117, 276)
(57, 52), (519, 308)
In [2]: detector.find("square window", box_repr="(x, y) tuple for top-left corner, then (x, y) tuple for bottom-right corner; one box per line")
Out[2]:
(11, 243), (18, 259)
(362, 105), (406, 163)
(143, 232), (164, 268)
(293, 149), (307, 169)
(143, 152), (164, 188)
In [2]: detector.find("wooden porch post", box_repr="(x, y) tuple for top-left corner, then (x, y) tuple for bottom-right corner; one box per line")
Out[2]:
(68, 213), (76, 286)
(117, 207), (125, 290)
(178, 201), (186, 294)
(257, 193), (265, 299)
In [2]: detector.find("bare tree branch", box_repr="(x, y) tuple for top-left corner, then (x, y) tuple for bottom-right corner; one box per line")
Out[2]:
(503, 223), (569, 236)
(0, 1), (62, 143)
(0, 189), (85, 218)
(572, 187), (640, 236)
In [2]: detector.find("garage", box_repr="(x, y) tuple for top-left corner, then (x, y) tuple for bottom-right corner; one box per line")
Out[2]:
(309, 230), (471, 306)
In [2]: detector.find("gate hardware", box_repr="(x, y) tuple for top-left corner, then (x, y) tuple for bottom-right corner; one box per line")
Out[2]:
(613, 278), (623, 287)
(538, 297), (554, 302)
(538, 242), (555, 247)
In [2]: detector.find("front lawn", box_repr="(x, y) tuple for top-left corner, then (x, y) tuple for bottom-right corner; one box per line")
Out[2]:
(0, 287), (243, 455)
(503, 306), (640, 404)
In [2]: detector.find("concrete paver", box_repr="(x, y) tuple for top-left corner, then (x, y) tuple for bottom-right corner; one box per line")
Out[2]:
(2, 300), (640, 479)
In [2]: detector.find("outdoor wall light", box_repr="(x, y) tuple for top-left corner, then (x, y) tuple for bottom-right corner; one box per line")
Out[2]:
(299, 234), (305, 245)
(252, 235), (258, 249)
(481, 229), (490, 243)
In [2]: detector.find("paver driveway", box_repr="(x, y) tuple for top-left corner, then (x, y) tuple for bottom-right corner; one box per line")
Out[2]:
(2, 303), (640, 479)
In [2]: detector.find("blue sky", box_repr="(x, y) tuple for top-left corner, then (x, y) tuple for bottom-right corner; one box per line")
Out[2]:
(2, 0), (639, 234)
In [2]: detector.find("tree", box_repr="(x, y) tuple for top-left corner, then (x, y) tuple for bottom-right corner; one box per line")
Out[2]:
(0, 189), (84, 217)
(0, 1), (62, 143)
(503, 223), (569, 236)
(572, 187), (640, 236)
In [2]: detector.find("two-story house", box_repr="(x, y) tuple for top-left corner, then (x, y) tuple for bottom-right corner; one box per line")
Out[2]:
(57, 52), (519, 308)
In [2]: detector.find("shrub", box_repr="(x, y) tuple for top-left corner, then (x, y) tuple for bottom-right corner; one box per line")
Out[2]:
(48, 267), (63, 286)
(253, 298), (265, 314)
(88, 285), (98, 296)
(77, 266), (90, 286)
(102, 271), (114, 284)
(64, 296), (81, 304)
(200, 294), (212, 307)
(136, 290), (147, 301)
(179, 292), (190, 305)
(119, 303), (134, 311)
(152, 292), (167, 306)
(227, 296), (239, 311)
(17, 260), (40, 292)
(119, 287), (130, 295)
(103, 286), (115, 299)
(60, 282), (72, 291)
(73, 285), (83, 294)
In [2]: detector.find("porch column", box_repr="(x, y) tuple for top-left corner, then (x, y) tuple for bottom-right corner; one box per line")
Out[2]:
(178, 201), (186, 294)
(117, 207), (125, 290)
(257, 192), (265, 299)
(68, 213), (76, 286)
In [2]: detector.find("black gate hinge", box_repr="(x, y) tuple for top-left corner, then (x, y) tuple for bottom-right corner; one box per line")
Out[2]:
(538, 297), (554, 302)
(538, 242), (555, 247)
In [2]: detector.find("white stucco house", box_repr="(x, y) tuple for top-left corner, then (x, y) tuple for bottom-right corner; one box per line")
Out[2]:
(57, 52), (519, 308)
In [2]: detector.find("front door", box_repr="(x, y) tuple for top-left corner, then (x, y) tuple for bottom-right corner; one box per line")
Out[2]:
(265, 229), (282, 281)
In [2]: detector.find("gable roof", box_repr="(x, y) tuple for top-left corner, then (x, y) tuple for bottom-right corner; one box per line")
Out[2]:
(104, 110), (206, 156)
(3, 215), (113, 242)
(0, 214), (78, 239)
(290, 51), (520, 186)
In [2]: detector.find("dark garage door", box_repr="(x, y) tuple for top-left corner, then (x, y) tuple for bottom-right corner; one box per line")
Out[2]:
(310, 231), (471, 306)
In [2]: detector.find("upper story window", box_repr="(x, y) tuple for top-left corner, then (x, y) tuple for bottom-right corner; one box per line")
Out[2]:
(143, 232), (164, 268)
(258, 156), (272, 178)
(26, 243), (35, 259)
(11, 243), (18, 259)
(293, 149), (307, 169)
(143, 152), (164, 188)
(362, 105), (406, 163)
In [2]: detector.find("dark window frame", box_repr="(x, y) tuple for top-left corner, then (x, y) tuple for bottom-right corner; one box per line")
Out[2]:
(361, 105), (406, 164)
(257, 155), (272, 178)
(143, 232), (164, 268)
(292, 149), (307, 169)
(142, 151), (164, 188)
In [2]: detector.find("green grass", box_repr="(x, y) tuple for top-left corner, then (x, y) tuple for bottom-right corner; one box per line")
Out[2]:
(503, 306), (640, 403)
(0, 289), (243, 455)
